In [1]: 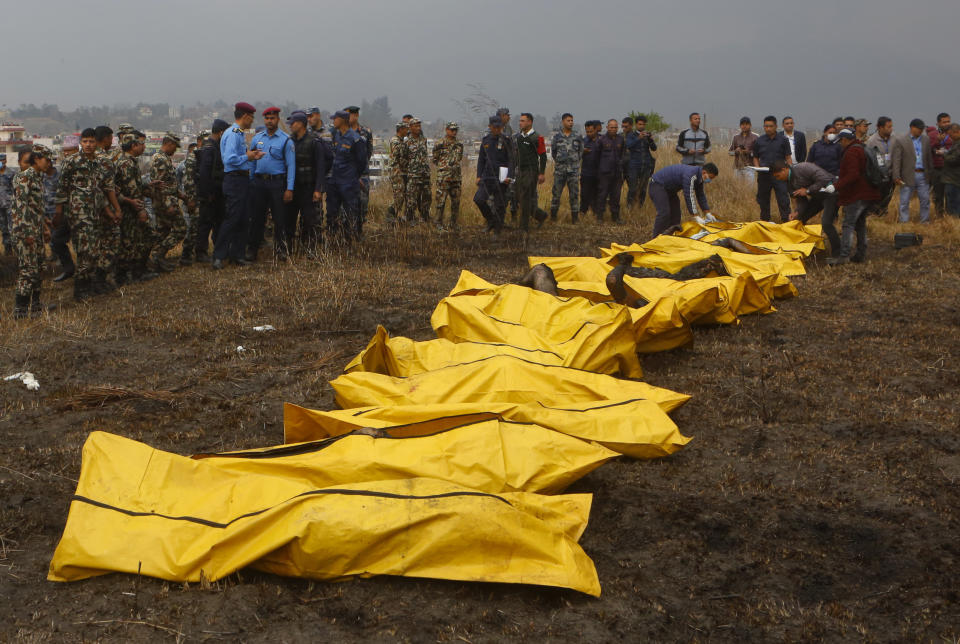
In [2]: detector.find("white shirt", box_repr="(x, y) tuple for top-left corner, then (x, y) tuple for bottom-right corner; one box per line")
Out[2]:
(784, 131), (796, 161)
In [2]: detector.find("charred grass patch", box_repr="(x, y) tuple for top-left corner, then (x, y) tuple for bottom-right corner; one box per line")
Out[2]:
(1, 158), (959, 641)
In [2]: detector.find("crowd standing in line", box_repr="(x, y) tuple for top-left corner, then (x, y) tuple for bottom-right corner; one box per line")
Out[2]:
(0, 103), (956, 319)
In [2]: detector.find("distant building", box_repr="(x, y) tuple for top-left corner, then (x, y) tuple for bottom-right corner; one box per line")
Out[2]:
(0, 122), (32, 157)
(139, 106), (153, 118)
(168, 105), (181, 119)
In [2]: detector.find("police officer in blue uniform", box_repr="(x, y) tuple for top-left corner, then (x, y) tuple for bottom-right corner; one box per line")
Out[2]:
(474, 115), (515, 234)
(246, 106), (295, 261)
(326, 110), (367, 244)
(213, 102), (262, 270)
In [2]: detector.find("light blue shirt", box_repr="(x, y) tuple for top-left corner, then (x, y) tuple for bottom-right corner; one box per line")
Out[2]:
(221, 123), (252, 173)
(912, 135), (924, 171)
(250, 129), (295, 191)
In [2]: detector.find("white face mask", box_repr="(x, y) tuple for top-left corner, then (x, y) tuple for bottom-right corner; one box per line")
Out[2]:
(827, 133), (838, 142)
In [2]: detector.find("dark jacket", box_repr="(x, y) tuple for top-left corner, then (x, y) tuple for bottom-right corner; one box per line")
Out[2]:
(926, 126), (953, 170)
(292, 130), (330, 193)
(580, 135), (602, 177)
(651, 163), (709, 214)
(197, 136), (224, 199)
(781, 130), (807, 163)
(515, 129), (547, 174)
(477, 132), (515, 180)
(835, 143), (881, 206)
(807, 139), (843, 175)
(624, 131), (657, 172)
(330, 128), (367, 185)
(787, 162), (834, 193)
(597, 132), (624, 175)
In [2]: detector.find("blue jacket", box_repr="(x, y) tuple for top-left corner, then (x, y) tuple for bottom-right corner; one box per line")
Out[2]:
(807, 139), (843, 176)
(651, 163), (709, 214)
(330, 128), (367, 186)
(624, 131), (658, 171)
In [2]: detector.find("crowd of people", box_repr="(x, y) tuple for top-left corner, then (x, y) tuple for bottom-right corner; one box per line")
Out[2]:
(0, 102), (957, 319)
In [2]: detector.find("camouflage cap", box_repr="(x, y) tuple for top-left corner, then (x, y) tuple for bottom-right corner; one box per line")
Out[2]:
(163, 131), (181, 146)
(408, 117), (421, 125)
(198, 129), (211, 139)
(117, 123), (135, 134)
(395, 121), (408, 130)
(855, 118), (871, 127)
(497, 107), (510, 116)
(119, 132), (137, 146)
(446, 121), (459, 130)
(31, 143), (53, 160)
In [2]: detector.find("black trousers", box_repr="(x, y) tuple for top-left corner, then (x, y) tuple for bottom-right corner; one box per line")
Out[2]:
(247, 176), (288, 256)
(596, 172), (622, 220)
(474, 178), (507, 231)
(650, 181), (681, 237)
(50, 216), (74, 270)
(579, 176), (599, 216)
(757, 173), (791, 222)
(285, 185), (321, 251)
(196, 193), (224, 257)
(213, 173), (250, 262)
(326, 182), (361, 242)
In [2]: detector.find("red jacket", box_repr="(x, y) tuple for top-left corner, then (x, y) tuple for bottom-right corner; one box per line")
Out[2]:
(835, 143), (881, 206)
(926, 126), (953, 169)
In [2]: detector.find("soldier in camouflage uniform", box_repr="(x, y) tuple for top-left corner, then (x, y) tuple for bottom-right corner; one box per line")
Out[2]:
(147, 132), (189, 272)
(432, 122), (463, 229)
(403, 118), (431, 224)
(114, 132), (156, 284)
(0, 154), (14, 254)
(94, 126), (123, 292)
(550, 113), (583, 222)
(10, 145), (54, 318)
(387, 121), (409, 223)
(0, 153), (14, 255)
(179, 135), (202, 264)
(55, 128), (121, 301)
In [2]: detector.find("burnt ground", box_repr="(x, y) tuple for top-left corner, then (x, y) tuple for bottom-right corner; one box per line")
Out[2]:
(0, 216), (958, 643)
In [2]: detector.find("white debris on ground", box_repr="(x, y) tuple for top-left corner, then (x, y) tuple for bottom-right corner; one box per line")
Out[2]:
(252, 325), (276, 332)
(236, 346), (247, 354)
(4, 372), (40, 391)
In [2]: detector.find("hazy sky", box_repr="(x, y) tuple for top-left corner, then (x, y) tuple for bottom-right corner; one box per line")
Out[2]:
(4, 0), (957, 130)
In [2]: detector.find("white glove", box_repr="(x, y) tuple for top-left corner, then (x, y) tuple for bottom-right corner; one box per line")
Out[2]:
(820, 184), (836, 194)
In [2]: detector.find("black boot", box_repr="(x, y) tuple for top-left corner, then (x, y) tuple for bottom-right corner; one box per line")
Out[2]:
(73, 277), (93, 302)
(91, 269), (116, 295)
(549, 208), (558, 222)
(13, 294), (30, 319)
(131, 261), (159, 282)
(179, 248), (194, 266)
(30, 290), (44, 318)
(53, 265), (75, 282)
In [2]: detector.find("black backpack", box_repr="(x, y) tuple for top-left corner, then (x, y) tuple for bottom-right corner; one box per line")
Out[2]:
(853, 143), (889, 189)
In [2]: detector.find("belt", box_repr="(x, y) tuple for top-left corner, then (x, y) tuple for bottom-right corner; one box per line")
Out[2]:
(226, 170), (248, 177)
(255, 173), (286, 180)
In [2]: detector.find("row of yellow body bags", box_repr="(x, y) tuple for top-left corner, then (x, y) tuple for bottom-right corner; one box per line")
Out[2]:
(49, 220), (823, 597)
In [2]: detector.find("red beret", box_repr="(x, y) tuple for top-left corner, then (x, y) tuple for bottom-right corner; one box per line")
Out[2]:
(263, 106), (281, 115)
(234, 102), (256, 114)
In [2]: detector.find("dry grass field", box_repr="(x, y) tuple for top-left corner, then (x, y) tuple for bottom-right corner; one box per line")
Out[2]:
(1, 153), (959, 642)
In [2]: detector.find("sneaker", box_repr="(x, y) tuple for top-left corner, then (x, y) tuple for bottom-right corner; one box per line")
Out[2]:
(826, 256), (849, 266)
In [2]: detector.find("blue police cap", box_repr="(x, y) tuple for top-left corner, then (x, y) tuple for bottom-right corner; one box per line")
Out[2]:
(333, 110), (350, 121)
(211, 118), (230, 133)
(489, 115), (503, 126)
